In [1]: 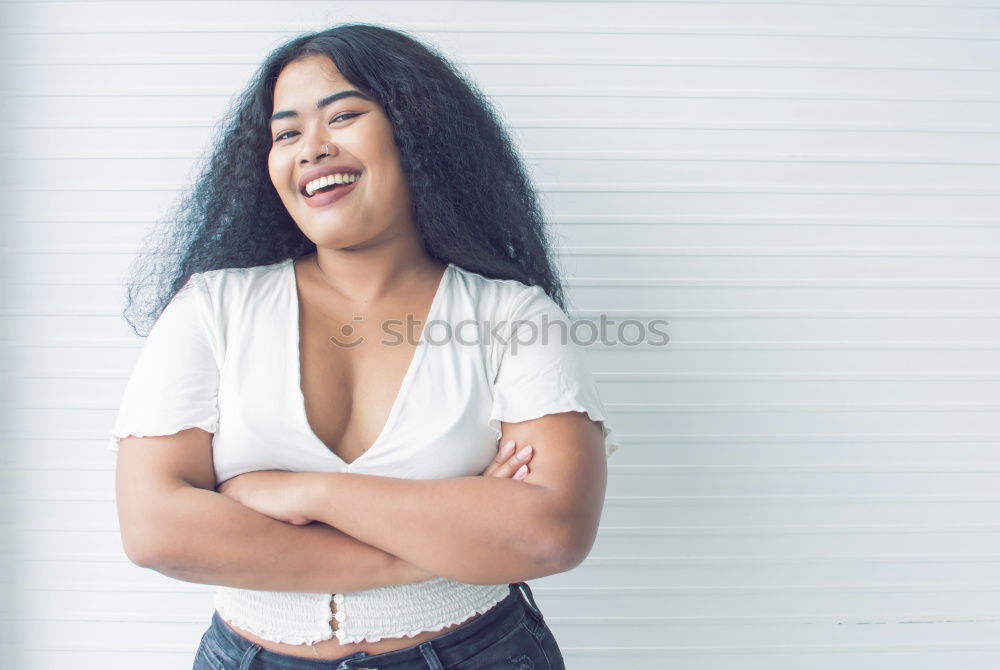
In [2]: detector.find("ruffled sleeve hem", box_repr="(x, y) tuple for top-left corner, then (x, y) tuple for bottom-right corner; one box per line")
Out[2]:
(488, 401), (621, 459)
(107, 421), (219, 452)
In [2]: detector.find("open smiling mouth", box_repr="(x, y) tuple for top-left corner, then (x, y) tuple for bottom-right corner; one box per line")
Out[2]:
(301, 174), (361, 199)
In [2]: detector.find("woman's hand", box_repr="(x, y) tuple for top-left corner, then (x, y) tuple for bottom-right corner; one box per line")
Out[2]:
(215, 470), (316, 526)
(480, 439), (533, 480)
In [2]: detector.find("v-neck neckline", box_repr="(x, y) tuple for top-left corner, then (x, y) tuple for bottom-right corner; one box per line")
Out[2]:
(286, 257), (453, 468)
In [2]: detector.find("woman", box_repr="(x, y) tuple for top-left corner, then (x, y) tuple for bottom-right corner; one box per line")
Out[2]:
(108, 23), (620, 669)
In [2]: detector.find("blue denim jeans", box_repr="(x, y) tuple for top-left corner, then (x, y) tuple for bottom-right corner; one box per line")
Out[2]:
(193, 581), (566, 669)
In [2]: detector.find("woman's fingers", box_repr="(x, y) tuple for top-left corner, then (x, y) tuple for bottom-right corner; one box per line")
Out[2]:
(507, 443), (532, 480)
(481, 439), (533, 478)
(480, 440), (513, 476)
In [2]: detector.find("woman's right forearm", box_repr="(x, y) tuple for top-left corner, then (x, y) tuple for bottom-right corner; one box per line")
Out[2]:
(138, 484), (431, 592)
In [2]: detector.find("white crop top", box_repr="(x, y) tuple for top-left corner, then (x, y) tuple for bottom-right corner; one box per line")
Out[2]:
(108, 257), (621, 644)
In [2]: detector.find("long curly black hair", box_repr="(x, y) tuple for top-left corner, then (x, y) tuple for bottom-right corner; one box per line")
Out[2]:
(122, 22), (566, 337)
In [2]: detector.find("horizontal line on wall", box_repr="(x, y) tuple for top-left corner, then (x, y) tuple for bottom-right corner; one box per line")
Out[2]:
(40, 242), (1000, 261)
(14, 23), (1000, 42)
(476, 1), (1000, 6)
(601, 401), (1000, 412)
(18, 371), (1000, 382)
(13, 278), (1000, 289)
(535, 643), (1000, 656)
(12, 55), (1000, 73)
(581, 554), (1000, 565)
(19, 462), (1000, 474)
(574, 313), (1000, 321)
(21, 579), (1000, 597)
(37, 432), (1000, 443)
(608, 464), (1000, 472)
(14, 302), (1000, 318)
(592, 340), (1000, 348)
(20, 585), (1000, 616)
(17, 86), (1000, 104)
(18, 215), (1000, 227)
(524, 120), (1000, 134)
(34, 636), (1000, 655)
(19, 522), (1000, 536)
(585, 341), (1000, 350)
(499, 85), (1000, 103)
(551, 215), (1000, 226)
(426, 613), (1000, 626)
(561, 245), (1000, 257)
(15, 183), (1000, 196)
(548, 184), (1000, 195)
(24, 309), (1000, 322)
(22, 611), (1000, 629)
(537, 613), (1000, 628)
(599, 523), (1000, 534)
(607, 494), (1000, 504)
(568, 279), (1000, 288)
(593, 372), (1000, 381)
(531, 150), (1000, 166)
(48, 644), (1000, 658)
(357, 55), (1000, 75)
(473, 1), (1000, 5)
(621, 433), (1000, 443)
(26, 492), (1000, 505)
(23, 582), (207, 593)
(15, 119), (1000, 134)
(9, 0), (997, 8)
(13, 338), (1000, 349)
(17, 150), (1000, 167)
(14, 244), (1000, 258)
(57, 401), (979, 412)
(21, 463), (1000, 475)
(19, 551), (1000, 565)
(94, 343), (1000, 356)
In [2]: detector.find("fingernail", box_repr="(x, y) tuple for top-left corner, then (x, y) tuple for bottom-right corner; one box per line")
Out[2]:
(516, 445), (533, 460)
(499, 440), (516, 459)
(514, 464), (528, 479)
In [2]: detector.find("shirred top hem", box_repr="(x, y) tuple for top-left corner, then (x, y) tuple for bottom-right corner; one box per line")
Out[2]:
(213, 580), (511, 646)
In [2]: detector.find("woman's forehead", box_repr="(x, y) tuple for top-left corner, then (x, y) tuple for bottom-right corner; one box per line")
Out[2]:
(276, 56), (343, 91)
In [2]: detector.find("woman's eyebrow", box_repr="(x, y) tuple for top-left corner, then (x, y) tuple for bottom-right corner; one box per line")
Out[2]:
(270, 90), (372, 124)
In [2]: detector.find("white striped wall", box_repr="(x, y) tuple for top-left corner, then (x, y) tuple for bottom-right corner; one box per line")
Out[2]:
(7, 1), (1000, 668)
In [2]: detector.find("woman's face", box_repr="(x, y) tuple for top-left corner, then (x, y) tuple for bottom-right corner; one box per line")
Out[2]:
(267, 54), (413, 249)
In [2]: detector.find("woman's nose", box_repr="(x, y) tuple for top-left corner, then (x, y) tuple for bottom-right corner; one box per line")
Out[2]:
(299, 142), (335, 166)
(295, 124), (336, 161)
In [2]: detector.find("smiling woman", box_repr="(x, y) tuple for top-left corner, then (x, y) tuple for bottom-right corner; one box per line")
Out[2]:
(108, 22), (619, 670)
(265, 59), (396, 227)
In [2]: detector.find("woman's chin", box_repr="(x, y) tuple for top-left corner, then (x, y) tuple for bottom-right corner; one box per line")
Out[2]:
(304, 229), (378, 251)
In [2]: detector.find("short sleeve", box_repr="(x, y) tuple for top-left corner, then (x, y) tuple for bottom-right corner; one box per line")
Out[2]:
(107, 273), (221, 452)
(488, 284), (621, 458)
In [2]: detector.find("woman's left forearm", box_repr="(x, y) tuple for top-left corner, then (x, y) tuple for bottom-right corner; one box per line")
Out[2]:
(301, 472), (567, 585)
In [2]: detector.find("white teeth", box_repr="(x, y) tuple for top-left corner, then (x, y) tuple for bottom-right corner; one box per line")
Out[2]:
(305, 173), (359, 196)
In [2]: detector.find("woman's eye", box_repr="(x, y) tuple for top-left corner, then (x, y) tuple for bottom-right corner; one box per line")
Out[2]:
(273, 113), (360, 143)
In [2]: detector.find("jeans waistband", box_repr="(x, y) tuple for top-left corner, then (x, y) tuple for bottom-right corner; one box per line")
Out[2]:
(205, 582), (543, 669)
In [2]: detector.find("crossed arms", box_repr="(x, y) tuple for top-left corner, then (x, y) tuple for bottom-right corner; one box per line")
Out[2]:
(115, 411), (606, 590)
